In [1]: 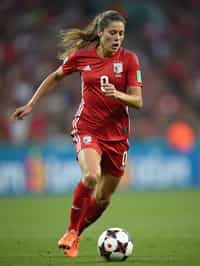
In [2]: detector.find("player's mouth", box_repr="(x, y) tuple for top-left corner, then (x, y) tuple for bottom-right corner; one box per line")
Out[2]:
(111, 43), (120, 50)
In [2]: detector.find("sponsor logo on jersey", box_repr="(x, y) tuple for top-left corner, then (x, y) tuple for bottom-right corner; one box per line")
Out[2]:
(83, 135), (92, 144)
(83, 65), (91, 71)
(113, 62), (123, 74)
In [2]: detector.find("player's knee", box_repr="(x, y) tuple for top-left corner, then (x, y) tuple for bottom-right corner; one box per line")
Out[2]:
(83, 172), (99, 188)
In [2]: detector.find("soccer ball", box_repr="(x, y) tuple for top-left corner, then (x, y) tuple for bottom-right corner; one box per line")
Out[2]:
(97, 227), (133, 261)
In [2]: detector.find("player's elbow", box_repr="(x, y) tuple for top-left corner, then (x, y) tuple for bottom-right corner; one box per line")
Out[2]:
(132, 98), (143, 109)
(137, 99), (143, 108)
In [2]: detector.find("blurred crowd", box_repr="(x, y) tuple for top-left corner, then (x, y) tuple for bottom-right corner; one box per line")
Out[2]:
(0, 0), (200, 145)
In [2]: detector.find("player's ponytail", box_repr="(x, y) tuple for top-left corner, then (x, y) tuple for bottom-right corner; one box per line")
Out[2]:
(58, 10), (126, 60)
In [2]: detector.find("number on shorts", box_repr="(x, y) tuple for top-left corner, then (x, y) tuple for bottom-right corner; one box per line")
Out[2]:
(100, 75), (109, 92)
(122, 151), (128, 167)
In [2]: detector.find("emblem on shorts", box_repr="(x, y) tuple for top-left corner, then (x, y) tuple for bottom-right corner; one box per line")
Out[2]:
(113, 62), (123, 74)
(83, 135), (92, 144)
(83, 65), (91, 71)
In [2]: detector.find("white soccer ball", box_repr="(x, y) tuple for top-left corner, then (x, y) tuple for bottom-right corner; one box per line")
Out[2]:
(97, 227), (134, 261)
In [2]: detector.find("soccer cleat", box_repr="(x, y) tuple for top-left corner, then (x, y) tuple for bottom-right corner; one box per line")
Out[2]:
(64, 236), (81, 258)
(58, 229), (77, 249)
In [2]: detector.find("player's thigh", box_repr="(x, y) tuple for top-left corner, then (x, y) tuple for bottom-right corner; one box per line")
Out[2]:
(95, 174), (121, 201)
(78, 148), (101, 177)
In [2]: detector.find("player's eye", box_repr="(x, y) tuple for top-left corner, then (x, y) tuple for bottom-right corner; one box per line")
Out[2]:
(109, 30), (124, 37)
(109, 30), (117, 35)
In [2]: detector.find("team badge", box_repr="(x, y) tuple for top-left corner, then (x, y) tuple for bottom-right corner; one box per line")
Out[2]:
(113, 62), (123, 74)
(83, 135), (92, 144)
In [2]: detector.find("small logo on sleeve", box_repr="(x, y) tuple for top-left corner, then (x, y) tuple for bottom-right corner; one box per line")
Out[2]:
(136, 70), (142, 83)
(63, 57), (68, 64)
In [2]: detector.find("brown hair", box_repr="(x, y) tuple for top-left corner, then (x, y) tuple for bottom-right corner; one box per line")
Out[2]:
(58, 10), (126, 60)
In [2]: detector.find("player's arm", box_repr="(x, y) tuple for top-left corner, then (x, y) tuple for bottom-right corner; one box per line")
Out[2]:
(117, 85), (143, 109)
(103, 84), (143, 109)
(11, 66), (64, 120)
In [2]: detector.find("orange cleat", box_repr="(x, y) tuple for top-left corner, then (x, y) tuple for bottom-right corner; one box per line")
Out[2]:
(58, 229), (77, 249)
(64, 236), (81, 258)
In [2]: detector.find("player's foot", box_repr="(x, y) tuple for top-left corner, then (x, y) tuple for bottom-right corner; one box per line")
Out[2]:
(64, 236), (81, 258)
(58, 229), (77, 249)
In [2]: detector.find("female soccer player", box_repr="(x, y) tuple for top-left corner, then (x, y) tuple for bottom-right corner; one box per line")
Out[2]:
(11, 10), (143, 258)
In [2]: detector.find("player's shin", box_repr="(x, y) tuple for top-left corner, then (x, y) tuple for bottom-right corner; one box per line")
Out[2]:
(68, 180), (94, 231)
(77, 196), (109, 235)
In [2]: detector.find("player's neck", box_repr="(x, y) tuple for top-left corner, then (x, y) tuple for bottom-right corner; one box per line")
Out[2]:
(96, 46), (114, 58)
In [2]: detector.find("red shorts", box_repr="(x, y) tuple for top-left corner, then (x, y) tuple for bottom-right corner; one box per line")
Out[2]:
(72, 133), (129, 177)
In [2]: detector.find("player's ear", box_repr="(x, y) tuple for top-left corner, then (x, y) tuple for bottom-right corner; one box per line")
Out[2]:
(97, 31), (103, 38)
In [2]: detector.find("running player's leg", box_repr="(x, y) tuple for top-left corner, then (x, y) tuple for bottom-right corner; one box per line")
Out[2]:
(78, 147), (101, 188)
(67, 147), (101, 232)
(77, 173), (121, 234)
(76, 139), (128, 235)
(58, 148), (101, 256)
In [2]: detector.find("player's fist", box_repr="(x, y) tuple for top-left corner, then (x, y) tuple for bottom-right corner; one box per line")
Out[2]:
(103, 83), (119, 99)
(10, 104), (32, 121)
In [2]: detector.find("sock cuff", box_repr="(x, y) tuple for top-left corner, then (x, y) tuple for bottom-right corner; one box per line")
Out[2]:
(77, 180), (94, 197)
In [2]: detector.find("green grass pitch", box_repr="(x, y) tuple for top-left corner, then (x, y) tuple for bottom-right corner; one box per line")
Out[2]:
(0, 189), (200, 266)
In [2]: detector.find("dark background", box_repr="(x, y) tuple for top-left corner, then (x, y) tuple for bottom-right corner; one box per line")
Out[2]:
(0, 0), (199, 147)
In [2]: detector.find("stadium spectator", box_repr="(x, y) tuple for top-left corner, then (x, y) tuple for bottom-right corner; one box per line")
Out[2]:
(0, 0), (199, 142)
(166, 120), (196, 152)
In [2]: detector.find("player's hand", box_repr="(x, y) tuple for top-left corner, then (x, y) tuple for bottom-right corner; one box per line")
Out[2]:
(10, 104), (33, 121)
(103, 83), (120, 99)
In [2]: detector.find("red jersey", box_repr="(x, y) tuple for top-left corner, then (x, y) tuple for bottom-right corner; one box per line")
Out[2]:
(62, 46), (143, 141)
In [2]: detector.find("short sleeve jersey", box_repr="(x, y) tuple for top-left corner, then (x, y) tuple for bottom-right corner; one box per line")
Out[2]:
(62, 46), (143, 141)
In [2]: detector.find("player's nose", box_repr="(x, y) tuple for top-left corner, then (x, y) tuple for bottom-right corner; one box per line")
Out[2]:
(114, 33), (122, 42)
(115, 34), (120, 40)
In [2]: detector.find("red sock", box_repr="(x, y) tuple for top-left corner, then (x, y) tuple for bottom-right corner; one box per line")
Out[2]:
(68, 180), (93, 231)
(77, 197), (109, 235)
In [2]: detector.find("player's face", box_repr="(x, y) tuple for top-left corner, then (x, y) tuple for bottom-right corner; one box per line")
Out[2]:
(98, 21), (125, 56)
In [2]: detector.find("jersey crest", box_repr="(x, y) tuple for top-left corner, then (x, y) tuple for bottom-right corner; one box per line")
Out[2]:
(113, 62), (123, 74)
